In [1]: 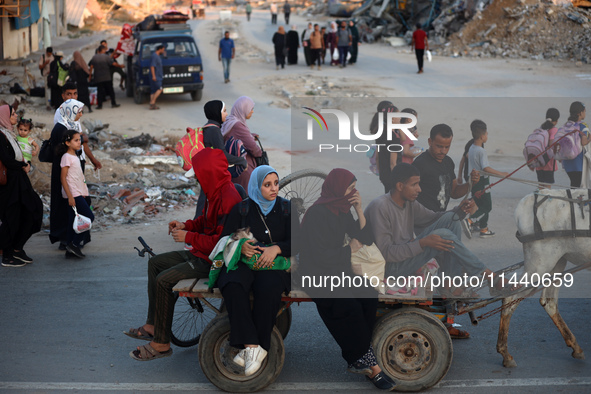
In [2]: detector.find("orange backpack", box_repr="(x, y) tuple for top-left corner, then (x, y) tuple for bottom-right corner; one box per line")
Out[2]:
(175, 124), (214, 171)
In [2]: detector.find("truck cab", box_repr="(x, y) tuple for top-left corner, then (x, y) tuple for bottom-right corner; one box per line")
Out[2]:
(126, 24), (204, 104)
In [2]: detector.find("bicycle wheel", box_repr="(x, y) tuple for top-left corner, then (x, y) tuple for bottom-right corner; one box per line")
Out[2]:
(279, 169), (327, 220)
(171, 293), (224, 347)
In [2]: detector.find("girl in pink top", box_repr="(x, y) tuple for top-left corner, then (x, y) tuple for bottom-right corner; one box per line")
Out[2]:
(58, 129), (94, 258)
(221, 96), (262, 192)
(535, 108), (560, 185)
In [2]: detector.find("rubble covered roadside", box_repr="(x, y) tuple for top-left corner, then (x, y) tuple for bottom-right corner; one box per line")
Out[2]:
(12, 111), (201, 231)
(438, 0), (591, 62)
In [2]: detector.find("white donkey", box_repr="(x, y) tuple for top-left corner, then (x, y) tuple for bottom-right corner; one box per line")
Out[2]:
(497, 188), (591, 367)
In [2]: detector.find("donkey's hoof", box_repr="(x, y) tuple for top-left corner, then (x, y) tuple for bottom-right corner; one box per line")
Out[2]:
(503, 358), (517, 368)
(572, 351), (585, 360)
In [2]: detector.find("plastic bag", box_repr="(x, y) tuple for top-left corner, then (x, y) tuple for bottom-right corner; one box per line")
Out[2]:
(332, 48), (339, 61)
(73, 206), (92, 234)
(426, 50), (432, 62)
(351, 243), (386, 294)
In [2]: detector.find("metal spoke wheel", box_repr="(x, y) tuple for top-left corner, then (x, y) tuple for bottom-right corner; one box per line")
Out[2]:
(170, 293), (224, 347)
(372, 308), (453, 392)
(278, 169), (327, 221)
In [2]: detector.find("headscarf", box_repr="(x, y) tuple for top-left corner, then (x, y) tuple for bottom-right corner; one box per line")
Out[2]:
(55, 99), (84, 131)
(278, 26), (285, 34)
(221, 96), (255, 137)
(311, 168), (356, 215)
(330, 22), (338, 33)
(248, 165), (279, 216)
(0, 104), (24, 162)
(73, 51), (90, 75)
(204, 100), (226, 124)
(291, 24), (297, 30)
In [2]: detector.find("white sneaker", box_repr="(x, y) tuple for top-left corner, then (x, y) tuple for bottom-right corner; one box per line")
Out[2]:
(244, 345), (267, 376)
(233, 349), (246, 367)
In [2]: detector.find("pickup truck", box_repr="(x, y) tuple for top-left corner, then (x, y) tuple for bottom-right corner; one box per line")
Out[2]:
(126, 23), (204, 104)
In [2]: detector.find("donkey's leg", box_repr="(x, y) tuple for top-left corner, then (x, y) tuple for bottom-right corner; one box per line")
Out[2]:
(496, 295), (524, 368)
(540, 258), (585, 360)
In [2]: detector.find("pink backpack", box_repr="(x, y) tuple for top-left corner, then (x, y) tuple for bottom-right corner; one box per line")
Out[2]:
(523, 128), (553, 170)
(554, 121), (583, 161)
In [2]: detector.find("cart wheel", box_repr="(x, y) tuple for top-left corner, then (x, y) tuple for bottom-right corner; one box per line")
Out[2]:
(275, 304), (292, 340)
(372, 308), (452, 392)
(198, 313), (285, 392)
(279, 169), (327, 221)
(170, 293), (224, 348)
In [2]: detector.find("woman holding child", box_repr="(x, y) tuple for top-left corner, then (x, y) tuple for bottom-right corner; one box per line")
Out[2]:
(0, 104), (43, 267)
(298, 168), (397, 391)
(217, 165), (292, 376)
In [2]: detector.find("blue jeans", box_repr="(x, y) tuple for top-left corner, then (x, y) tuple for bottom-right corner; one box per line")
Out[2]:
(67, 196), (95, 247)
(221, 57), (231, 80)
(338, 46), (349, 66)
(385, 212), (487, 279)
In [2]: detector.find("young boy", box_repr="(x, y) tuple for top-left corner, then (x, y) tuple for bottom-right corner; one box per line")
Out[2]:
(468, 120), (508, 238)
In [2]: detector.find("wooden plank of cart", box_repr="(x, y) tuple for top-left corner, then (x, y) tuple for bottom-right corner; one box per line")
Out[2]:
(173, 277), (455, 392)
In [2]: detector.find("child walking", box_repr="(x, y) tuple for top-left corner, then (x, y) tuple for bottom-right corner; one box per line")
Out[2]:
(468, 120), (508, 238)
(16, 118), (39, 165)
(58, 129), (94, 258)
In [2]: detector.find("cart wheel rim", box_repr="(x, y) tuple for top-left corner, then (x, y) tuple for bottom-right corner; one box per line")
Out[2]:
(383, 329), (435, 378)
(214, 333), (268, 381)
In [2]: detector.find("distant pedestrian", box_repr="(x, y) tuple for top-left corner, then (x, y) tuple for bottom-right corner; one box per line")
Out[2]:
(560, 102), (589, 188)
(69, 51), (92, 112)
(348, 20), (360, 65)
(336, 21), (352, 68)
(533, 108), (560, 185)
(272, 26), (287, 70)
(327, 22), (338, 66)
(411, 23), (428, 74)
(302, 23), (313, 66)
(89, 46), (121, 109)
(270, 2), (278, 24)
(320, 26), (327, 65)
(149, 44), (165, 110)
(48, 51), (69, 110)
(283, 1), (291, 24)
(245, 1), (252, 21)
(309, 24), (325, 70)
(218, 31), (235, 83)
(38, 47), (54, 111)
(286, 25), (300, 65)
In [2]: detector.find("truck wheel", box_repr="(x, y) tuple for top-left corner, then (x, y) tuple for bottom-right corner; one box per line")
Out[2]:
(134, 88), (147, 104)
(275, 304), (292, 340)
(372, 308), (452, 392)
(191, 89), (203, 102)
(198, 313), (285, 392)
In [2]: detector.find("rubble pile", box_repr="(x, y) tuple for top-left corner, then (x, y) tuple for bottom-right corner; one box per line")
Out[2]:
(438, 0), (591, 61)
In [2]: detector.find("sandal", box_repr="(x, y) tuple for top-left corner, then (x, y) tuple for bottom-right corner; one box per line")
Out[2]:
(129, 343), (173, 361)
(124, 326), (154, 341)
(447, 326), (470, 339)
(149, 104), (160, 110)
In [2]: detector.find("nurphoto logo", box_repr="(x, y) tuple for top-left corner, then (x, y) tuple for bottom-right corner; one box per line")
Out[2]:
(303, 107), (418, 153)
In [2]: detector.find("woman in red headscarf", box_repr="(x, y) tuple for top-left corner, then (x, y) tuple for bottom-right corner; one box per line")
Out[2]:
(298, 168), (396, 391)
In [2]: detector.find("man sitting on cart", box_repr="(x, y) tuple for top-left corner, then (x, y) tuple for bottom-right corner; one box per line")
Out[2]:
(365, 163), (506, 337)
(125, 149), (243, 361)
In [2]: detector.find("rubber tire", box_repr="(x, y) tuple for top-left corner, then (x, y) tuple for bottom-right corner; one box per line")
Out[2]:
(198, 313), (285, 392)
(275, 304), (292, 340)
(372, 308), (452, 392)
(278, 169), (327, 220)
(191, 89), (203, 102)
(133, 87), (147, 104)
(170, 293), (224, 348)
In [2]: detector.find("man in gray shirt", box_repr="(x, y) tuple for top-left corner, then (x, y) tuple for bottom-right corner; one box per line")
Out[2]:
(365, 163), (493, 289)
(89, 45), (122, 109)
(336, 21), (352, 68)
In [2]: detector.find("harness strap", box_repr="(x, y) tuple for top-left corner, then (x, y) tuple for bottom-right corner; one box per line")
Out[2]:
(567, 189), (576, 237)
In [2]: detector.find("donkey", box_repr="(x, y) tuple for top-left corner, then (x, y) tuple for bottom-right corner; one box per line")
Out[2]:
(497, 188), (591, 367)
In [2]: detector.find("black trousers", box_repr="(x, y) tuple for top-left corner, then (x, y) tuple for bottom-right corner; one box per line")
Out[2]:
(314, 297), (378, 364)
(536, 169), (555, 184)
(275, 52), (285, 68)
(415, 49), (424, 71)
(271, 13), (277, 24)
(312, 48), (323, 66)
(284, 13), (290, 24)
(219, 264), (287, 350)
(96, 80), (116, 106)
(567, 171), (582, 188)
